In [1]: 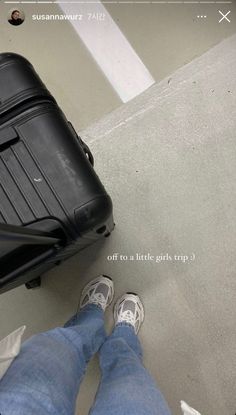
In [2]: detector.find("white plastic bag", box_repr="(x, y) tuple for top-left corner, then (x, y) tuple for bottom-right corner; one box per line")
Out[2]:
(181, 401), (202, 415)
(0, 326), (26, 381)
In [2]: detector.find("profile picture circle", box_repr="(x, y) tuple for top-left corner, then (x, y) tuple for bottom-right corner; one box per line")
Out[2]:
(8, 9), (25, 26)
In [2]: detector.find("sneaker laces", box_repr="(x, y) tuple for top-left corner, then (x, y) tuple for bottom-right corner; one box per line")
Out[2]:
(117, 309), (136, 326)
(90, 293), (107, 309)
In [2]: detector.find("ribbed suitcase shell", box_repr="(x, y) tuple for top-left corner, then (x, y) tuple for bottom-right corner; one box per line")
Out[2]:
(0, 53), (114, 293)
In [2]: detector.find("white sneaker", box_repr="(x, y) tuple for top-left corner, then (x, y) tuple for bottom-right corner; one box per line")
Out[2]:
(114, 293), (144, 334)
(80, 275), (114, 311)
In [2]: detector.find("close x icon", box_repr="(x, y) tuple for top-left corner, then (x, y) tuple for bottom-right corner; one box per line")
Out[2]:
(218, 10), (231, 23)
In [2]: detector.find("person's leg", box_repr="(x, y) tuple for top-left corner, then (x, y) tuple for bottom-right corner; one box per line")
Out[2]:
(89, 293), (172, 415)
(0, 275), (114, 415)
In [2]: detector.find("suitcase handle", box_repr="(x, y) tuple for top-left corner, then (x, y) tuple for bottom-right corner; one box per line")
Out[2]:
(0, 246), (59, 285)
(77, 136), (94, 166)
(68, 122), (94, 166)
(0, 223), (61, 245)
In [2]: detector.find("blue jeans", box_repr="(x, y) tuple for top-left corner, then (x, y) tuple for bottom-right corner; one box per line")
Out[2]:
(0, 304), (171, 415)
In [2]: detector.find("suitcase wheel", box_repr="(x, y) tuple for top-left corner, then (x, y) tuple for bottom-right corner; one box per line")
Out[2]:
(25, 277), (41, 290)
(96, 225), (107, 234)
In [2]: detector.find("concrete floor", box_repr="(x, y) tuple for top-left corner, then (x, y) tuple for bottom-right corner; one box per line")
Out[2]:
(76, 34), (236, 415)
(0, 2), (236, 415)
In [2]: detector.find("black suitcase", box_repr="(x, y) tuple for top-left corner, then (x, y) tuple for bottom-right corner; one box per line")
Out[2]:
(0, 53), (114, 294)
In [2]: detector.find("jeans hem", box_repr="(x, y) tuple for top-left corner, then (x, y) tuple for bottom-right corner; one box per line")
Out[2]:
(115, 322), (136, 332)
